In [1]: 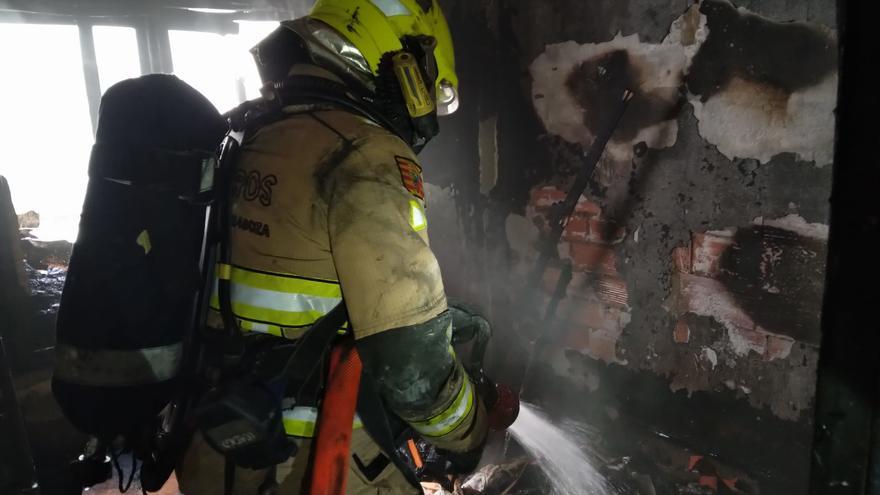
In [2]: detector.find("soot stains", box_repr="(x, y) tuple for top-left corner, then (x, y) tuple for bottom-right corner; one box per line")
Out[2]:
(687, 0), (837, 102)
(566, 50), (684, 142)
(717, 225), (826, 344)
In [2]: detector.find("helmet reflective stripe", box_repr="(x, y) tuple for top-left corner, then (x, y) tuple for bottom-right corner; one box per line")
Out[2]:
(409, 376), (475, 437)
(210, 265), (343, 336)
(283, 406), (364, 437)
(371, 0), (411, 16)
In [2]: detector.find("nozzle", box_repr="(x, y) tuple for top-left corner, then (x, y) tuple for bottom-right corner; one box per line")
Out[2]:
(487, 382), (520, 431)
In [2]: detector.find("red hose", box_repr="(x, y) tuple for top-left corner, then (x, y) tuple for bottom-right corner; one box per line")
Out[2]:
(309, 342), (362, 495)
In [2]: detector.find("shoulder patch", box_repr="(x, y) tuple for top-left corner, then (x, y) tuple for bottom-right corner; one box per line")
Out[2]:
(396, 156), (425, 200)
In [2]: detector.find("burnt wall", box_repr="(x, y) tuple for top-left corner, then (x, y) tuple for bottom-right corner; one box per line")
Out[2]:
(425, 0), (837, 492)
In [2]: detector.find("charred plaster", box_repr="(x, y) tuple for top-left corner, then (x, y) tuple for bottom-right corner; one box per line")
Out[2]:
(605, 107), (830, 418)
(686, 0), (839, 166)
(531, 2), (838, 168)
(716, 224), (827, 344)
(431, 0), (835, 490)
(734, 0), (837, 28)
(686, 0), (837, 102)
(531, 32), (688, 167)
(566, 49), (685, 143)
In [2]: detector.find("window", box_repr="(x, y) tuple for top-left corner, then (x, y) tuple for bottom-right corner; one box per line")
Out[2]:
(0, 19), (278, 241)
(93, 25), (141, 94)
(170, 21), (278, 113)
(0, 23), (93, 242)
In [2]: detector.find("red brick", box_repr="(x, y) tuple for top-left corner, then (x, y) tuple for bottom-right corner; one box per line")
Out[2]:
(569, 243), (618, 275)
(673, 246), (692, 273)
(674, 320), (691, 343)
(597, 276), (629, 308)
(688, 456), (703, 471)
(764, 333), (795, 361)
(575, 197), (602, 216)
(699, 476), (719, 491)
(561, 216), (589, 242)
(530, 186), (566, 209)
(722, 479), (738, 490)
(587, 219), (626, 244)
(530, 187), (600, 211)
(691, 231), (735, 277)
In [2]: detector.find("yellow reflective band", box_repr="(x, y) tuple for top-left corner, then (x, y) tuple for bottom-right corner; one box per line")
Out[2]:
(210, 265), (344, 334)
(410, 378), (475, 438)
(229, 266), (341, 299)
(282, 407), (363, 438)
(409, 200), (427, 232)
(217, 263), (232, 281)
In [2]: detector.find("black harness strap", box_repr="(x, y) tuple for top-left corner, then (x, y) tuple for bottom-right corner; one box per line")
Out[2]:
(356, 372), (421, 489)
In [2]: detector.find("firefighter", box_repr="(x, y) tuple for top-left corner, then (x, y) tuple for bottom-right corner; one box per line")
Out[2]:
(176, 1), (488, 493)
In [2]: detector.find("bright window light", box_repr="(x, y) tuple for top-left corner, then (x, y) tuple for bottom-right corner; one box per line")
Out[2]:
(93, 25), (141, 94)
(0, 20), (279, 242)
(0, 23), (93, 242)
(170, 21), (278, 113)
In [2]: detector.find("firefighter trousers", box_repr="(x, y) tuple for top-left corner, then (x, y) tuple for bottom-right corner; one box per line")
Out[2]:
(176, 429), (420, 495)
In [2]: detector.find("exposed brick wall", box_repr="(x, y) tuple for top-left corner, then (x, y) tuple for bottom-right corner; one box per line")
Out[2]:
(528, 186), (630, 364)
(430, 0), (834, 490)
(669, 227), (818, 361)
(522, 185), (820, 370)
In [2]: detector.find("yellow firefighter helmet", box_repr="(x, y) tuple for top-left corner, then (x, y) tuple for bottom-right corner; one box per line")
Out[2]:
(308, 0), (459, 114)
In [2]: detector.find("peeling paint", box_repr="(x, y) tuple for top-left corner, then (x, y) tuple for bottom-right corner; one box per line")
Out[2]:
(725, 324), (767, 357)
(690, 74), (837, 166)
(765, 334), (796, 361)
(529, 1), (837, 168)
(754, 214), (829, 240)
(530, 32), (688, 164)
(702, 347), (719, 369)
(686, 0), (838, 166)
